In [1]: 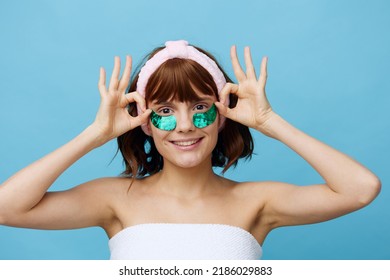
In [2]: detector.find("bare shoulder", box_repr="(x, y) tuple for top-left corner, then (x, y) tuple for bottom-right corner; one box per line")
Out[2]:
(69, 176), (133, 196)
(68, 176), (140, 233)
(66, 176), (138, 212)
(228, 180), (283, 200)
(220, 179), (286, 240)
(217, 179), (274, 212)
(227, 180), (294, 222)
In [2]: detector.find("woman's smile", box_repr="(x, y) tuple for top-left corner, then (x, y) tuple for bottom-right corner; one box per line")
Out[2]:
(169, 137), (204, 150)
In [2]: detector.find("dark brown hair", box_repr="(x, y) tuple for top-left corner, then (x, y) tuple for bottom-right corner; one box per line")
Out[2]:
(117, 44), (254, 177)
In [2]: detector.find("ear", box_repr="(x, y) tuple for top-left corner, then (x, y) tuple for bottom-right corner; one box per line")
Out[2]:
(141, 123), (152, 136)
(218, 114), (226, 132)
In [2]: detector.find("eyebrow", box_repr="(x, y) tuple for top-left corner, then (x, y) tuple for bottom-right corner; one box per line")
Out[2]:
(151, 101), (173, 107)
(195, 97), (215, 104)
(150, 98), (215, 107)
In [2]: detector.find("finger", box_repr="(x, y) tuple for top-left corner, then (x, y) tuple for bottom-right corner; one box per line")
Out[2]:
(230, 45), (246, 82)
(258, 56), (268, 88)
(118, 55), (132, 92)
(214, 101), (228, 117)
(98, 67), (107, 97)
(131, 109), (152, 128)
(244, 46), (256, 79)
(109, 56), (120, 91)
(219, 83), (239, 106)
(121, 91), (146, 111)
(214, 101), (236, 121)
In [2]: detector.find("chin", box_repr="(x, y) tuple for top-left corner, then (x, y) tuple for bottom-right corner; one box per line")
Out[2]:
(171, 157), (207, 169)
(163, 152), (212, 169)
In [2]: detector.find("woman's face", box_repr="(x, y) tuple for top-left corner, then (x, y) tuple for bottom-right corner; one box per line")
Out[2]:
(148, 94), (219, 169)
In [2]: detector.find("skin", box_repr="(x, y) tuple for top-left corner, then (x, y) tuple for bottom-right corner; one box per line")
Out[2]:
(0, 47), (381, 247)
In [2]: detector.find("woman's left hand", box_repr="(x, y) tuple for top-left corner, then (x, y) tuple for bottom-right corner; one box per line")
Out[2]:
(215, 46), (274, 133)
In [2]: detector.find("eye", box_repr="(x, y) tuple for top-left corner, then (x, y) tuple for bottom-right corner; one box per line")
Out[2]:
(194, 104), (208, 111)
(158, 107), (173, 115)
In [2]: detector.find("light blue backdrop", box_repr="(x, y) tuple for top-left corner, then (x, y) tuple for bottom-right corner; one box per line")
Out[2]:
(0, 0), (389, 260)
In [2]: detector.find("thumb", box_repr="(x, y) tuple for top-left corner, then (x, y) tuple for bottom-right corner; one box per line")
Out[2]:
(215, 101), (235, 120)
(127, 108), (152, 130)
(137, 108), (152, 126)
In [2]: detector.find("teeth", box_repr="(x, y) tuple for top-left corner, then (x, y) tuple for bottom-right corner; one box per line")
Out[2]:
(173, 139), (199, 146)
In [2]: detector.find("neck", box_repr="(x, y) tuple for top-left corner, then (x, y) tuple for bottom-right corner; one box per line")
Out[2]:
(155, 158), (219, 198)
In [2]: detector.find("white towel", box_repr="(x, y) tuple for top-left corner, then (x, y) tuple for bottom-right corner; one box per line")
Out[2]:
(109, 223), (262, 260)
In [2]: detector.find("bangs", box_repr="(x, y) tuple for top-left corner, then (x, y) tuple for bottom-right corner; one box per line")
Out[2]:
(145, 58), (218, 104)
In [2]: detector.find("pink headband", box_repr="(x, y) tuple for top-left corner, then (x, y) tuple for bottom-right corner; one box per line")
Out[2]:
(136, 40), (228, 135)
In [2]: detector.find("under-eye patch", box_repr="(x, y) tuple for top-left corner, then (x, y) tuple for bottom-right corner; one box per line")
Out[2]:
(193, 104), (218, 128)
(151, 104), (217, 131)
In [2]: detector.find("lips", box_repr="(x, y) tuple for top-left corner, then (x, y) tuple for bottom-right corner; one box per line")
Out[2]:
(170, 138), (203, 147)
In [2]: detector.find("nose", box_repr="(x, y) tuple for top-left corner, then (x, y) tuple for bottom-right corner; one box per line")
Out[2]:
(175, 111), (195, 133)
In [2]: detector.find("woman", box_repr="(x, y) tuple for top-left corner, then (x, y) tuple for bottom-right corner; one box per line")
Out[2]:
(0, 40), (381, 260)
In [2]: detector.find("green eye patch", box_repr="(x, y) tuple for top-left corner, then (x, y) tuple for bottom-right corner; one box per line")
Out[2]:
(151, 104), (217, 131)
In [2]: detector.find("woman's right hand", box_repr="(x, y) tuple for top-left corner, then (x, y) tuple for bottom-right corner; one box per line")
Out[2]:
(92, 56), (151, 145)
(0, 56), (152, 230)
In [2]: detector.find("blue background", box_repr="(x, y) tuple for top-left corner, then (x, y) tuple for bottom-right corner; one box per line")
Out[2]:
(0, 0), (389, 260)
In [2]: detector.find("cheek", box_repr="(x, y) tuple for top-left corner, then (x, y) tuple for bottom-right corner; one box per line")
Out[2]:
(206, 119), (219, 133)
(204, 124), (219, 146)
(150, 127), (169, 149)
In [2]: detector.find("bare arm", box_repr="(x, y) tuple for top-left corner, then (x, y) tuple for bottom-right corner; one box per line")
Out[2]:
(0, 126), (102, 225)
(216, 46), (381, 228)
(259, 113), (380, 227)
(0, 56), (151, 228)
